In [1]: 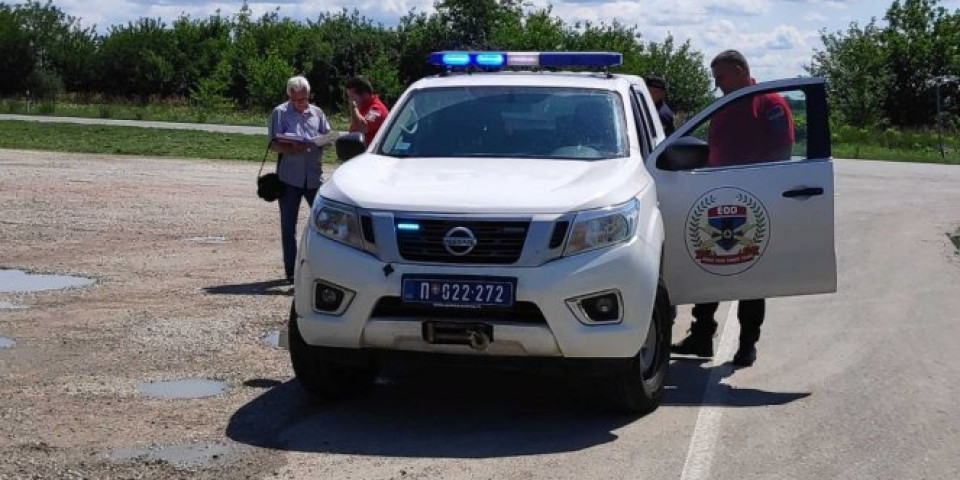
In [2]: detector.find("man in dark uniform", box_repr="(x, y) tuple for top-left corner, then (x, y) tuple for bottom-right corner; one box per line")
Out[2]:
(645, 75), (675, 136)
(671, 50), (795, 367)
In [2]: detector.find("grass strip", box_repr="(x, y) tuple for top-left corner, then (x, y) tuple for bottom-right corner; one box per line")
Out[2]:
(834, 144), (958, 165)
(2, 118), (956, 167)
(0, 120), (339, 164)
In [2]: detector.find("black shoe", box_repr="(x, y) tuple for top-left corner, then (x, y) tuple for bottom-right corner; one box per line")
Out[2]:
(671, 332), (714, 357)
(732, 344), (757, 367)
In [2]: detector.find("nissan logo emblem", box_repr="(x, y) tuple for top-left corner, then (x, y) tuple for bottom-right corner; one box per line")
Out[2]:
(443, 226), (478, 256)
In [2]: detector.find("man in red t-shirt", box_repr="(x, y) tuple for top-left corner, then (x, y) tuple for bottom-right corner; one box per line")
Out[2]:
(707, 53), (794, 167)
(673, 50), (794, 368)
(346, 76), (389, 146)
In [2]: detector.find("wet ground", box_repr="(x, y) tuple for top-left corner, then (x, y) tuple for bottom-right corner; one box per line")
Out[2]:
(0, 269), (94, 293)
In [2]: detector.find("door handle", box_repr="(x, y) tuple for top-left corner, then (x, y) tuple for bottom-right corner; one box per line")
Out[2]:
(782, 187), (824, 198)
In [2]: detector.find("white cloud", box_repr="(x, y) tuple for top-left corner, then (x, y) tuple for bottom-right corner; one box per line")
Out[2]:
(706, 0), (772, 16)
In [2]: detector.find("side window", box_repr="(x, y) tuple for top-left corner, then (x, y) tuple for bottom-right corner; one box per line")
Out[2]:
(687, 89), (810, 166)
(629, 87), (654, 157)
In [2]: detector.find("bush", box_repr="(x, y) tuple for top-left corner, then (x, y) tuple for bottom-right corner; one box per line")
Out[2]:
(25, 69), (64, 99)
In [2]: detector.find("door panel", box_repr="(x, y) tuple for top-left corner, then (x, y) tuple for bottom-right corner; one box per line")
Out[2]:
(649, 78), (837, 305)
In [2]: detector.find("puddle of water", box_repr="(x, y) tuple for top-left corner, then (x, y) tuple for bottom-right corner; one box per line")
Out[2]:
(0, 301), (27, 310)
(0, 270), (94, 293)
(107, 443), (233, 468)
(0, 336), (14, 349)
(137, 378), (226, 399)
(263, 330), (280, 348)
(184, 236), (227, 244)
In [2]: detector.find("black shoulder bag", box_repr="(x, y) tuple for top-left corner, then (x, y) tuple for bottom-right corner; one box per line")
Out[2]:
(256, 144), (284, 202)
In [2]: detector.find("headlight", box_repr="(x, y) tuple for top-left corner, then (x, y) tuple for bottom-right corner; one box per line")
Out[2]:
(312, 198), (363, 249)
(564, 199), (640, 256)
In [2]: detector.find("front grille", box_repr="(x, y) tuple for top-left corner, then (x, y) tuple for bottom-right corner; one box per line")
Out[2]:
(395, 219), (529, 264)
(371, 296), (547, 324)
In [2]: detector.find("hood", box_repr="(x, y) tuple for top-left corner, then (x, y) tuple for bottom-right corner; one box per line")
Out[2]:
(321, 153), (650, 214)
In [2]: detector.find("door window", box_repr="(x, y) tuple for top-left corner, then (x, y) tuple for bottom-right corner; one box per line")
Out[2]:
(685, 89), (815, 167)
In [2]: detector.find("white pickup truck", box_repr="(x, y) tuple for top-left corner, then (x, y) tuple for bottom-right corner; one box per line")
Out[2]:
(287, 51), (836, 414)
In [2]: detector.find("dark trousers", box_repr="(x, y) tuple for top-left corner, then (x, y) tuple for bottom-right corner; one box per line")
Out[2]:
(691, 299), (765, 344)
(278, 183), (318, 279)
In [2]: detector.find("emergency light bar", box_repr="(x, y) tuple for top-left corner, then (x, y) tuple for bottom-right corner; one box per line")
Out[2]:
(428, 51), (623, 68)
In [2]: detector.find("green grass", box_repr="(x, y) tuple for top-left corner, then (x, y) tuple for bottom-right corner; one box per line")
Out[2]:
(0, 120), (340, 164)
(1, 97), (269, 126)
(0, 97), (353, 129)
(950, 230), (960, 253)
(834, 143), (959, 164)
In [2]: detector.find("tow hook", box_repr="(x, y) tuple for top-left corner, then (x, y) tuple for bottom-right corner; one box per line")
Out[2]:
(467, 329), (491, 351)
(423, 321), (494, 349)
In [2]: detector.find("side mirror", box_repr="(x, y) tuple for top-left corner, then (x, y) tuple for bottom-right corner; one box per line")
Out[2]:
(656, 136), (709, 171)
(335, 132), (366, 161)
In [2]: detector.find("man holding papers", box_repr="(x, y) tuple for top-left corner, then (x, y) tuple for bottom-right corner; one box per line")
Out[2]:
(268, 75), (331, 283)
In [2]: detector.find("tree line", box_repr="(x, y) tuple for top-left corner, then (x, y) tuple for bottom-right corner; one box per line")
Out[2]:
(1, 0), (956, 130)
(0, 0), (713, 114)
(807, 0), (959, 128)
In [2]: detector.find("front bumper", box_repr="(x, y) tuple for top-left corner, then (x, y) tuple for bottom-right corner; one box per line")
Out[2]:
(293, 231), (660, 359)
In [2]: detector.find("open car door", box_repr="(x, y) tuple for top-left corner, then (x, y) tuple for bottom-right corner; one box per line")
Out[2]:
(649, 78), (837, 305)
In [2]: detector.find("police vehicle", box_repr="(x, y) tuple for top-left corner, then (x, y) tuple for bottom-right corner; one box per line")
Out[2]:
(287, 51), (836, 413)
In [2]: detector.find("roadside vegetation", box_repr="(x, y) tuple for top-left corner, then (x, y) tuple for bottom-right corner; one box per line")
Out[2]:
(0, 0), (957, 163)
(0, 120), (340, 164)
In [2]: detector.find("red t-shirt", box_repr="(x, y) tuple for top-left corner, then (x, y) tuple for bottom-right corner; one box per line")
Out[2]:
(354, 95), (389, 145)
(707, 80), (795, 167)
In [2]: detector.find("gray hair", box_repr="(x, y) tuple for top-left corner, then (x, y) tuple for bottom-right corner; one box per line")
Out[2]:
(286, 76), (310, 95)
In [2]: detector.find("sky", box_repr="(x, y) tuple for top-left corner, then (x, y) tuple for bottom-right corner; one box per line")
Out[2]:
(24, 0), (960, 81)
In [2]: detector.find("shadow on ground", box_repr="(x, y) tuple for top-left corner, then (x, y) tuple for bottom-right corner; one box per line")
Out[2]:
(204, 279), (291, 296)
(227, 359), (810, 458)
(663, 358), (811, 407)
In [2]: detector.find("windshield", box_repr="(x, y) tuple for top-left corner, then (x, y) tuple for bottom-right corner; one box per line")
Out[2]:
(378, 86), (628, 160)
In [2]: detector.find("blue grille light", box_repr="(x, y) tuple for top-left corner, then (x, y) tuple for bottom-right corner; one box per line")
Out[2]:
(397, 223), (421, 232)
(428, 51), (621, 68)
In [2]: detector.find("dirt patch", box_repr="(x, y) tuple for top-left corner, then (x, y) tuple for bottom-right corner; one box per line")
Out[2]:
(0, 150), (298, 478)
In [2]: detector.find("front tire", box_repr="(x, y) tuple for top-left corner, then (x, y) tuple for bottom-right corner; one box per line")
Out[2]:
(288, 302), (378, 399)
(605, 284), (673, 414)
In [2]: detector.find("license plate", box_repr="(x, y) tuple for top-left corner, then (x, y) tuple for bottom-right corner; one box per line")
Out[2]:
(401, 275), (515, 308)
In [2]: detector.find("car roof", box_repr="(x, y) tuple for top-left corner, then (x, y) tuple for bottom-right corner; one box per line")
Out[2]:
(408, 71), (643, 92)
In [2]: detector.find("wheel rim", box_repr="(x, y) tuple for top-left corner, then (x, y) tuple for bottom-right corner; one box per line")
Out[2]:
(640, 311), (661, 380)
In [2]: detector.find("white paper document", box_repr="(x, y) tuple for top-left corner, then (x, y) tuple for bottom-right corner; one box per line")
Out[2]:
(274, 130), (343, 147)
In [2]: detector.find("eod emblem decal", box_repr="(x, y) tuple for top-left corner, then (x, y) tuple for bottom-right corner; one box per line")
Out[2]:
(686, 188), (769, 275)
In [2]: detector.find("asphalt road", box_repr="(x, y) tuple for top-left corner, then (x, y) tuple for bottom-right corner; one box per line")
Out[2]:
(1, 150), (958, 479)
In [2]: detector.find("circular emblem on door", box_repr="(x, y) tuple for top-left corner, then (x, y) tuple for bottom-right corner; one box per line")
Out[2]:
(686, 187), (769, 276)
(443, 226), (478, 256)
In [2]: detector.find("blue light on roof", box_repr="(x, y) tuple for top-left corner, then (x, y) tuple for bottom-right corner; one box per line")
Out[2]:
(397, 222), (421, 231)
(475, 53), (506, 67)
(539, 52), (622, 67)
(441, 52), (470, 66)
(428, 51), (622, 69)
